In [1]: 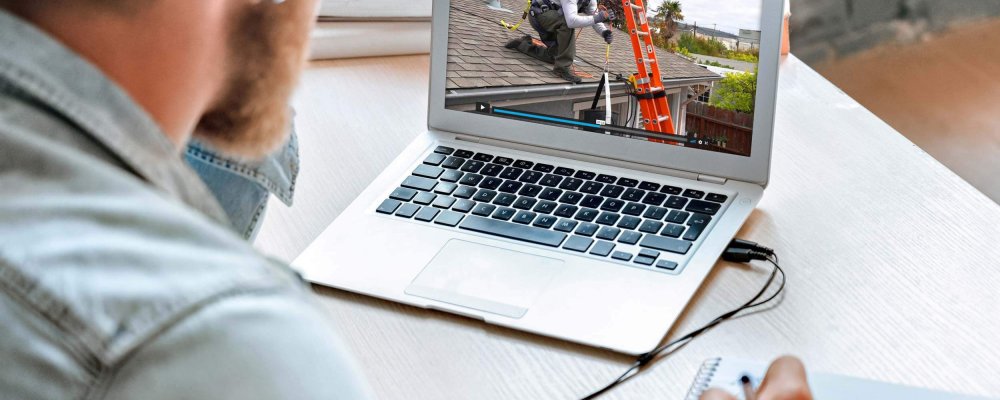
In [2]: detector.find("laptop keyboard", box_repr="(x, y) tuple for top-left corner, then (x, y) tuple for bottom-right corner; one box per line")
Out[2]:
(375, 146), (731, 273)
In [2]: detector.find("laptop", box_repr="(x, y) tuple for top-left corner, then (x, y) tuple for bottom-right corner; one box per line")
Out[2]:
(295, 0), (784, 355)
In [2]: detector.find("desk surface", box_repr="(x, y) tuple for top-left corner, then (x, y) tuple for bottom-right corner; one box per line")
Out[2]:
(256, 55), (1000, 399)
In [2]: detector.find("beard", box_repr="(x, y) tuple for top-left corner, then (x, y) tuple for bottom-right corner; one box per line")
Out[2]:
(193, 0), (316, 159)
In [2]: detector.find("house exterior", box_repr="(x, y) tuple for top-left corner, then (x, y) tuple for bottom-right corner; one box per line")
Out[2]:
(677, 22), (759, 51)
(446, 0), (722, 142)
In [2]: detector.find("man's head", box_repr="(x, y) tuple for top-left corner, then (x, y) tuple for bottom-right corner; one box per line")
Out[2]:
(1, 0), (318, 159)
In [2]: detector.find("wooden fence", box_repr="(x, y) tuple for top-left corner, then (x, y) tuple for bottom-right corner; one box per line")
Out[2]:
(685, 101), (754, 156)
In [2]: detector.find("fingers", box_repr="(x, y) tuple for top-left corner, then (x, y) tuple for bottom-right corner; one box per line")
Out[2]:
(757, 356), (812, 400)
(700, 388), (738, 400)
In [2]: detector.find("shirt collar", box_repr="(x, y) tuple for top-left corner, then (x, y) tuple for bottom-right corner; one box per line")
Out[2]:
(0, 10), (229, 224)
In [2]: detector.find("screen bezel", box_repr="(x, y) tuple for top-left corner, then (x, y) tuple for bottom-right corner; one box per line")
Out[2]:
(428, 0), (783, 186)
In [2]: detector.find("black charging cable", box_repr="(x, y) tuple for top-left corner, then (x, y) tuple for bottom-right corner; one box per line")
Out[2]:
(580, 239), (785, 400)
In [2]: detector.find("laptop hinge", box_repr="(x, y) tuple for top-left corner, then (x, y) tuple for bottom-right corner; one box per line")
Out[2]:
(697, 174), (728, 185)
(452, 133), (704, 182)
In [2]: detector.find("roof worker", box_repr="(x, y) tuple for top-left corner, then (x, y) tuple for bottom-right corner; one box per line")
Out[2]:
(505, 0), (614, 83)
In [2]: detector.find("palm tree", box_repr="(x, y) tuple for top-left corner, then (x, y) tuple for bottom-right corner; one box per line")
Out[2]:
(653, 1), (684, 44)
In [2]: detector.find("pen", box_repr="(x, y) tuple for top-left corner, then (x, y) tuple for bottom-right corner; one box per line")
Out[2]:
(741, 375), (756, 400)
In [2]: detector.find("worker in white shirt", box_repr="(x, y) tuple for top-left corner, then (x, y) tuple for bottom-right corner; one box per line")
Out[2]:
(505, 0), (613, 83)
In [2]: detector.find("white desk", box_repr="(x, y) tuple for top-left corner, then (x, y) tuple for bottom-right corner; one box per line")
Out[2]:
(255, 55), (1000, 399)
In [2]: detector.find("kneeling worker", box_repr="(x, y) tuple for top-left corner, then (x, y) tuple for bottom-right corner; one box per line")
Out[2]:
(505, 0), (613, 83)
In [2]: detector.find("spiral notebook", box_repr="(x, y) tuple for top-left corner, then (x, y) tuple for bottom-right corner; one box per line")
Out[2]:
(685, 357), (994, 400)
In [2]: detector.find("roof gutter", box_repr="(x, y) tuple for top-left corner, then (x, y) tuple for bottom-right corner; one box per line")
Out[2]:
(445, 76), (721, 105)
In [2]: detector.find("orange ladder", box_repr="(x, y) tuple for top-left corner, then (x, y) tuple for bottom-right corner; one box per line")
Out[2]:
(620, 0), (675, 134)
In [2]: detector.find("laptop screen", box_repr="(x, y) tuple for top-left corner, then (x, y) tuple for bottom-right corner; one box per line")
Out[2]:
(445, 0), (764, 157)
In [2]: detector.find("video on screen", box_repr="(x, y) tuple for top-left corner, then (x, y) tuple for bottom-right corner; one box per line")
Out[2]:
(446, 0), (763, 157)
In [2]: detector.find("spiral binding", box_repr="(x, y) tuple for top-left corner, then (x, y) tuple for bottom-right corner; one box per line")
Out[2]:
(685, 357), (723, 400)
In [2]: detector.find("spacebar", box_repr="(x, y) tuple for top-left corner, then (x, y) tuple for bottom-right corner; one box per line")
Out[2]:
(459, 216), (567, 247)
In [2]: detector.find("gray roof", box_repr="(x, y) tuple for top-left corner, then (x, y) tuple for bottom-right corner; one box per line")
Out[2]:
(447, 0), (721, 90)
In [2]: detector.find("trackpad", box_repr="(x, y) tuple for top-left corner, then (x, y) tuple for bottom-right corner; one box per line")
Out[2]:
(405, 240), (564, 319)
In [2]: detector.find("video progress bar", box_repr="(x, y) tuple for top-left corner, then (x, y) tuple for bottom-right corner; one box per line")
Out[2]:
(476, 103), (689, 145)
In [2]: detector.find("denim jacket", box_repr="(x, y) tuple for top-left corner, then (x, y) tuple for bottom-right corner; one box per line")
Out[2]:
(0, 10), (369, 399)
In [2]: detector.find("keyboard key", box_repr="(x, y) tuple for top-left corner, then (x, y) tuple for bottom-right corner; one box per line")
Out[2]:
(434, 146), (454, 155)
(513, 196), (537, 210)
(554, 167), (575, 176)
(453, 199), (476, 213)
(639, 235), (692, 254)
(492, 207), (516, 221)
(643, 206), (669, 220)
(596, 212), (621, 226)
(554, 204), (578, 218)
(395, 203), (420, 218)
(440, 170), (463, 182)
(500, 167), (523, 180)
(390, 187), (417, 201)
(622, 202), (646, 216)
(441, 156), (464, 169)
(574, 170), (596, 180)
(533, 214), (558, 229)
(377, 199), (401, 214)
(460, 216), (567, 247)
(683, 213), (711, 241)
(705, 193), (728, 203)
(473, 153), (494, 162)
(580, 195), (604, 209)
(554, 218), (578, 232)
(434, 210), (465, 227)
(453, 185), (477, 199)
(599, 185), (625, 198)
(423, 153), (446, 166)
(617, 216), (642, 230)
(600, 198), (625, 212)
(638, 181), (661, 191)
(479, 177), (503, 190)
(454, 149), (474, 158)
(580, 181), (604, 194)
(539, 174), (562, 187)
(414, 207), (440, 222)
(596, 174), (618, 184)
(558, 191), (583, 205)
(639, 249), (660, 259)
(574, 208), (599, 222)
(664, 196), (688, 209)
(574, 222), (599, 237)
(660, 185), (683, 195)
(533, 163), (555, 173)
(533, 200), (558, 214)
(433, 182), (457, 195)
(686, 200), (722, 215)
(589, 240), (616, 257)
(473, 189), (498, 203)
(493, 193), (517, 207)
(480, 163), (504, 177)
(471, 203), (496, 216)
(499, 180), (523, 194)
(494, 156), (514, 166)
(559, 178), (584, 191)
(563, 235), (594, 252)
(460, 160), (485, 173)
(656, 260), (679, 271)
(512, 211), (537, 225)
(665, 210), (690, 224)
(518, 184), (543, 197)
(682, 189), (705, 199)
(639, 220), (664, 234)
(413, 164), (444, 179)
(641, 192), (667, 206)
(622, 188), (645, 202)
(402, 175), (437, 191)
(617, 178), (639, 188)
(634, 255), (656, 266)
(661, 224), (686, 238)
(519, 171), (543, 184)
(596, 226), (621, 241)
(538, 187), (563, 201)
(432, 196), (456, 209)
(687, 213), (712, 226)
(513, 160), (534, 169)
(459, 173), (484, 186)
(618, 231), (643, 245)
(611, 251), (633, 261)
(413, 191), (436, 205)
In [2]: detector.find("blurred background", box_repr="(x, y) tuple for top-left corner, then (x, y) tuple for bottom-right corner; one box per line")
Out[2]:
(789, 0), (1000, 203)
